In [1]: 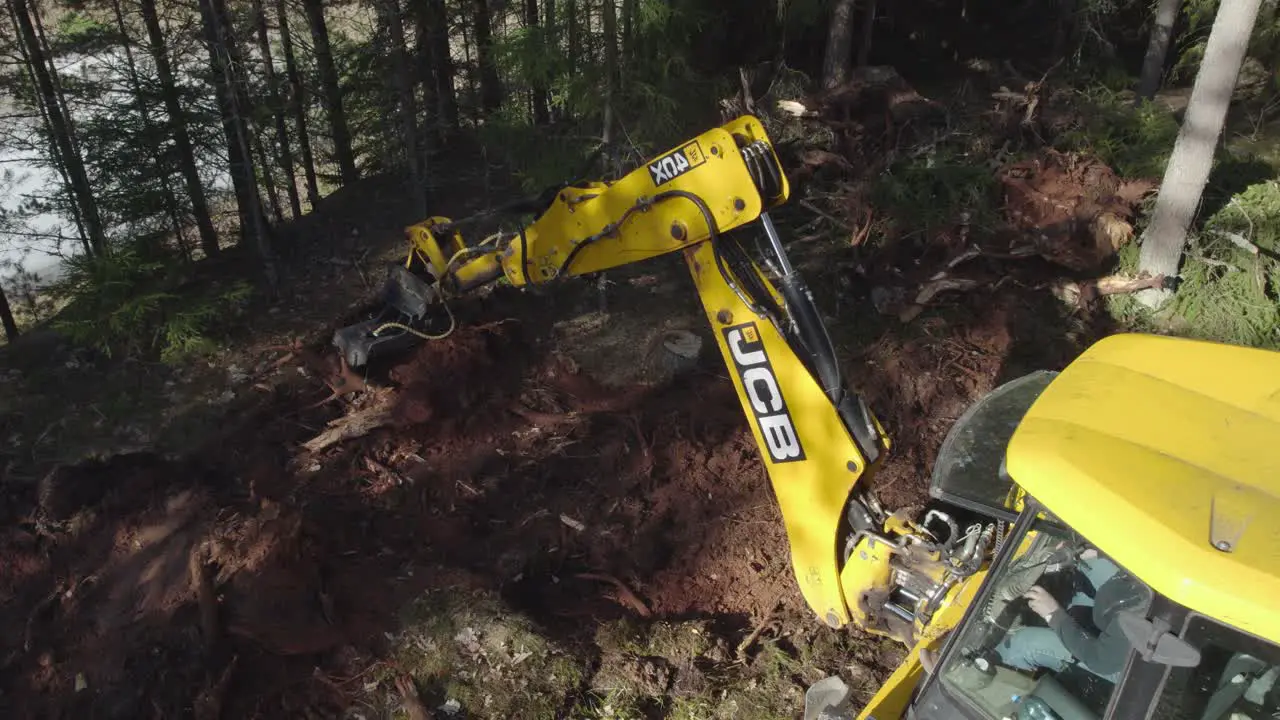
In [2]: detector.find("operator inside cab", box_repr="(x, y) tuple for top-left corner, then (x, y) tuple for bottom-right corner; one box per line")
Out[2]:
(997, 544), (1148, 684)
(935, 517), (1151, 718)
(929, 512), (1280, 720)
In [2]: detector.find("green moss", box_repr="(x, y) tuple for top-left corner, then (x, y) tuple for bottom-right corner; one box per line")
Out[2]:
(870, 149), (1000, 241)
(1109, 180), (1280, 349)
(381, 588), (587, 719)
(1055, 88), (1179, 179)
(568, 688), (648, 720)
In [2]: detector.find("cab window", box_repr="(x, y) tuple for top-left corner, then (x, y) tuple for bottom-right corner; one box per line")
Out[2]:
(937, 513), (1153, 720)
(1149, 616), (1280, 720)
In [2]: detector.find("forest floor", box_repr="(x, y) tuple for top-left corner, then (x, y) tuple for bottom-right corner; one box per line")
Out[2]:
(0, 66), (1273, 719)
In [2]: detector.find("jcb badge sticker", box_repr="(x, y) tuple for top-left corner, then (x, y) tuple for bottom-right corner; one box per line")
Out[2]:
(648, 141), (706, 186)
(722, 322), (806, 463)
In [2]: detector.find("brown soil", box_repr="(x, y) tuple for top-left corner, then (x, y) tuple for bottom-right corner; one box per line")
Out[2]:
(0, 260), (1110, 718)
(999, 149), (1156, 272)
(0, 116), (1128, 718)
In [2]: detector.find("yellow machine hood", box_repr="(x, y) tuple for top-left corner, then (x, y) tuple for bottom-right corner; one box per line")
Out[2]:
(1006, 333), (1280, 644)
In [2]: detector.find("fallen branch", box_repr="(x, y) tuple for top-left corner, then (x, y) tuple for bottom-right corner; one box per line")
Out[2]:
(1053, 273), (1169, 308)
(302, 406), (395, 453)
(577, 573), (651, 617)
(899, 277), (982, 322)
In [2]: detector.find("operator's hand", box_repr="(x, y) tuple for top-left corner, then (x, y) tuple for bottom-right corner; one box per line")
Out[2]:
(1024, 585), (1061, 621)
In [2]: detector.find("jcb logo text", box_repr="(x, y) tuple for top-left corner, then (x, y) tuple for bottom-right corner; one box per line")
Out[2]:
(722, 323), (806, 463)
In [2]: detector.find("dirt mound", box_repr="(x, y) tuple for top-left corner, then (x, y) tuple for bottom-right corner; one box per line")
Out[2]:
(0, 277), (800, 717)
(1000, 150), (1155, 271)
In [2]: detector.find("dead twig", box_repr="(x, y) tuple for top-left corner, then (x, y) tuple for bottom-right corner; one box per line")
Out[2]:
(799, 200), (852, 233)
(736, 602), (781, 662)
(576, 573), (652, 617)
(850, 208), (874, 247)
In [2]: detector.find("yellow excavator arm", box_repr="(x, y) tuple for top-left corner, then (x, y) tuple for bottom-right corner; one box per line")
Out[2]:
(334, 116), (993, 647)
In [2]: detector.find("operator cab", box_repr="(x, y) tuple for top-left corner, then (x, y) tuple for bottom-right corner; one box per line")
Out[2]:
(905, 334), (1280, 720)
(910, 506), (1280, 720)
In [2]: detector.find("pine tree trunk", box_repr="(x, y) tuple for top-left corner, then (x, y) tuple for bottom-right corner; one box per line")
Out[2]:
(1051, 0), (1079, 62)
(1137, 0), (1182, 100)
(382, 0), (428, 217)
(33, 7), (82, 164)
(197, 0), (275, 284)
(460, 16), (478, 123)
(602, 0), (616, 144)
(413, 0), (438, 139)
(821, 0), (857, 89)
(255, 132), (285, 223)
(474, 0), (502, 111)
(7, 0), (90, 256)
(12, 0), (106, 255)
(0, 282), (18, 342)
(1137, 0), (1264, 308)
(110, 0), (188, 256)
(301, 0), (358, 185)
(621, 0), (635, 69)
(252, 0), (302, 218)
(856, 0), (876, 68)
(275, 0), (319, 208)
(567, 0), (578, 73)
(140, 0), (219, 257)
(525, 0), (550, 124)
(425, 0), (459, 129)
(544, 0), (556, 121)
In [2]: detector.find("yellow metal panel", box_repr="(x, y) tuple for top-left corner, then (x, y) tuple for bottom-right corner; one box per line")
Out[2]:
(1007, 333), (1280, 644)
(839, 536), (893, 631)
(407, 216), (462, 275)
(854, 570), (987, 719)
(684, 240), (871, 626)
(500, 118), (783, 285)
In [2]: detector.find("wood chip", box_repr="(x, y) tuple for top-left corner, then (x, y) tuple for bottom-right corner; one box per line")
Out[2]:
(559, 514), (586, 532)
(776, 99), (814, 117)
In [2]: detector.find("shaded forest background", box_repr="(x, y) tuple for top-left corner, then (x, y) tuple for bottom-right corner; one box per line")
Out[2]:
(0, 0), (1277, 359)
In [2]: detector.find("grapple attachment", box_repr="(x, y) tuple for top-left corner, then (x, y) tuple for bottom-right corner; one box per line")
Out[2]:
(333, 264), (437, 368)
